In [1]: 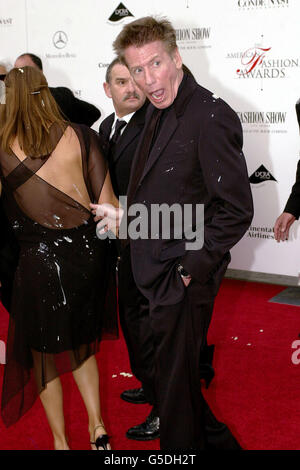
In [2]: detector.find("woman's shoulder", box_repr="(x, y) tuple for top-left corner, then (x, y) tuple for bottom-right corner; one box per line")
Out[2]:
(68, 122), (99, 141)
(68, 123), (105, 156)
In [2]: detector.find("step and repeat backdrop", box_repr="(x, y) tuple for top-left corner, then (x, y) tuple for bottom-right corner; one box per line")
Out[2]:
(0, 0), (299, 277)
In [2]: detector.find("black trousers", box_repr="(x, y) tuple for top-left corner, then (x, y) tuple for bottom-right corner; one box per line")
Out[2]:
(118, 245), (156, 405)
(150, 279), (240, 450)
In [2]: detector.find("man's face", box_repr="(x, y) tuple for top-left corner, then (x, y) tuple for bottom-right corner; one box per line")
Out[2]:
(103, 63), (146, 117)
(124, 40), (183, 109)
(14, 55), (37, 69)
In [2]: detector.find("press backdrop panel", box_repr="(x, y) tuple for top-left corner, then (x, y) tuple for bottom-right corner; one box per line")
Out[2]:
(0, 0), (299, 277)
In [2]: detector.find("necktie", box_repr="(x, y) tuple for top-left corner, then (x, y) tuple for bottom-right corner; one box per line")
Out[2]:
(110, 119), (127, 145)
(108, 119), (127, 161)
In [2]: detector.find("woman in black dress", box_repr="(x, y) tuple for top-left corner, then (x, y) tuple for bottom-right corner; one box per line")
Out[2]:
(0, 66), (118, 450)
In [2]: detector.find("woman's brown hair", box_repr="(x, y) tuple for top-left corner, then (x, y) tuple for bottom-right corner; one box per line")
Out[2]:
(0, 66), (67, 158)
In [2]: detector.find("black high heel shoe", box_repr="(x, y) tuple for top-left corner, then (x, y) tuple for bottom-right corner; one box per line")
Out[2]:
(90, 425), (111, 450)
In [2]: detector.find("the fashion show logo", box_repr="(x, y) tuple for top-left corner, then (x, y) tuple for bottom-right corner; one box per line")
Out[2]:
(237, 111), (288, 134)
(234, 45), (299, 80)
(236, 46), (272, 77)
(238, 111), (287, 124)
(53, 31), (68, 49)
(108, 3), (134, 24)
(249, 165), (277, 184)
(238, 0), (289, 8)
(227, 36), (299, 90)
(175, 26), (212, 50)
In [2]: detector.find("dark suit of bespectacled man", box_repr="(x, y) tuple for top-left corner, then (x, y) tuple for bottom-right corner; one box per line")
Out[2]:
(0, 53), (101, 312)
(112, 17), (254, 450)
(98, 57), (159, 441)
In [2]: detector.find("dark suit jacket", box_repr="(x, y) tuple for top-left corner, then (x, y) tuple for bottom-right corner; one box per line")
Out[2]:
(126, 73), (253, 306)
(284, 100), (300, 218)
(50, 87), (100, 127)
(98, 101), (148, 196)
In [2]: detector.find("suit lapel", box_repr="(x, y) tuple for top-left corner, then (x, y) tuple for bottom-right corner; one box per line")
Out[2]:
(138, 74), (198, 186)
(139, 108), (178, 184)
(111, 122), (143, 164)
(107, 101), (148, 165)
(99, 113), (114, 140)
(128, 74), (198, 203)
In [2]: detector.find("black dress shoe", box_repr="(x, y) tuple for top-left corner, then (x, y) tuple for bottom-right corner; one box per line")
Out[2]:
(120, 387), (148, 404)
(126, 409), (160, 441)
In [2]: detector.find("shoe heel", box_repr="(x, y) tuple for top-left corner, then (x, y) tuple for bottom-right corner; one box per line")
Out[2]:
(94, 434), (110, 450)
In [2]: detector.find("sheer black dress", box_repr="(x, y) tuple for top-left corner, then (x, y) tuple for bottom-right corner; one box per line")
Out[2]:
(0, 123), (117, 427)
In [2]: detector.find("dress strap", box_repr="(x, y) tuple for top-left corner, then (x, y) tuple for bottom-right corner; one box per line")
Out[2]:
(4, 161), (36, 191)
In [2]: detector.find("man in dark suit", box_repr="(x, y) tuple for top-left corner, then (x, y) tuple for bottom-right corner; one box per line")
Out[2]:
(274, 100), (300, 241)
(99, 58), (159, 440)
(14, 53), (100, 126)
(110, 17), (253, 449)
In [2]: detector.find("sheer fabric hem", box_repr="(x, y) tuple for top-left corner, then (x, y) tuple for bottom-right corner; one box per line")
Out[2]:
(1, 322), (102, 428)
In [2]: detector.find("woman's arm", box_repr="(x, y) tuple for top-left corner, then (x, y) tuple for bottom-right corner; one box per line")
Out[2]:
(98, 172), (119, 207)
(90, 173), (124, 237)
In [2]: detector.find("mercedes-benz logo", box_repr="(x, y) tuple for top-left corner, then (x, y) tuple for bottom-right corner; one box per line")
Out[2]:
(53, 31), (68, 49)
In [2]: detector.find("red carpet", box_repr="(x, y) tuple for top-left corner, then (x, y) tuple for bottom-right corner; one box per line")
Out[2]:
(1, 278), (300, 450)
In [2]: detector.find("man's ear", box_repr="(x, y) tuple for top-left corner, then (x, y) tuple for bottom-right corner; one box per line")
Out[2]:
(172, 47), (183, 70)
(103, 81), (112, 99)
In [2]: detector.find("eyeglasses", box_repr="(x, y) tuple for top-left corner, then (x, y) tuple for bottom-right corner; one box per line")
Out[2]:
(0, 74), (6, 81)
